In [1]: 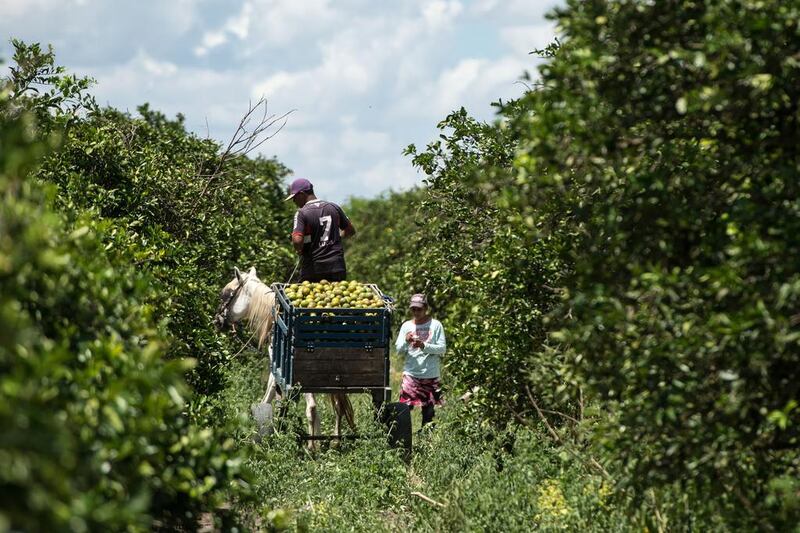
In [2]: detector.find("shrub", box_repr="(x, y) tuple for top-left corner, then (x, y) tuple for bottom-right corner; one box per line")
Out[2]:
(404, 106), (573, 427)
(506, 0), (800, 526)
(0, 95), (250, 531)
(7, 40), (294, 396)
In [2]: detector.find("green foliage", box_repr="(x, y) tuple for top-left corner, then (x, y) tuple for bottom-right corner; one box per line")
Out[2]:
(5, 39), (295, 395)
(409, 407), (632, 532)
(503, 0), (800, 525)
(354, 0), (800, 527)
(4, 39), (96, 128)
(209, 353), (410, 531)
(345, 188), (426, 302)
(36, 103), (293, 395)
(212, 349), (634, 532)
(404, 106), (572, 426)
(7, 0), (800, 525)
(0, 41), (302, 530)
(0, 96), (251, 530)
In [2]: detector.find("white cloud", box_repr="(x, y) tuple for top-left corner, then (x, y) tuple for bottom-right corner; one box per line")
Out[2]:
(469, 0), (560, 18)
(85, 54), (255, 138)
(351, 157), (420, 197)
(138, 52), (178, 77)
(392, 53), (533, 124)
(0, 0), (72, 18)
(422, 0), (463, 29)
(249, 0), (475, 110)
(2, 0), (561, 202)
(227, 2), (252, 39)
(434, 58), (487, 114)
(213, 0), (339, 54)
(195, 1), (253, 56)
(340, 127), (391, 156)
(500, 23), (558, 55)
(195, 31), (228, 57)
(250, 15), (426, 111)
(252, 71), (295, 98)
(242, 1), (553, 200)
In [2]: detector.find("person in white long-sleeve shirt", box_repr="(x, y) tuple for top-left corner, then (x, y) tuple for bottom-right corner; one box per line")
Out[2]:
(395, 293), (447, 427)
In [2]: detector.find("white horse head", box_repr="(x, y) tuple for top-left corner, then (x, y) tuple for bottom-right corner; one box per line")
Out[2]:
(213, 266), (275, 349)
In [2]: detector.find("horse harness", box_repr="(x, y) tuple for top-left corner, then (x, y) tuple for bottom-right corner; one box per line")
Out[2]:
(213, 277), (248, 332)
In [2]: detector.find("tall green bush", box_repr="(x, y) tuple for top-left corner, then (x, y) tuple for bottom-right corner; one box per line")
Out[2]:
(36, 103), (293, 395)
(7, 40), (294, 396)
(345, 188), (426, 300)
(503, 0), (800, 526)
(404, 106), (572, 426)
(394, 0), (800, 526)
(0, 94), (250, 531)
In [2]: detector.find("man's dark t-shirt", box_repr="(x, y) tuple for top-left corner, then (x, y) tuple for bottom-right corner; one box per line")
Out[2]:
(292, 199), (351, 278)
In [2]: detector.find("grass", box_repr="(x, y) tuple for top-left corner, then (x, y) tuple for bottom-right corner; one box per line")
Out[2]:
(209, 350), (641, 532)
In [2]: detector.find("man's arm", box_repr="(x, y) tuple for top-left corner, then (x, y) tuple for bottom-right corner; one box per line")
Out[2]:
(291, 210), (305, 254)
(291, 233), (304, 254)
(337, 204), (356, 238)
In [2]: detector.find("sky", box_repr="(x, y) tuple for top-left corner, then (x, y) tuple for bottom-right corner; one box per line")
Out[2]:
(0, 0), (561, 203)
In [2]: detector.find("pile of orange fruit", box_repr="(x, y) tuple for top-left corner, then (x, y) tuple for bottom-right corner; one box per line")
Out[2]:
(283, 280), (385, 309)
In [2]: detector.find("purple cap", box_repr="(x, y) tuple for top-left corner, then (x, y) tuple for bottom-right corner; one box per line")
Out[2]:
(409, 294), (427, 308)
(284, 178), (313, 201)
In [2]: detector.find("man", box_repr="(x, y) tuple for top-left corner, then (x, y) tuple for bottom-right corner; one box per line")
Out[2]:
(286, 178), (356, 282)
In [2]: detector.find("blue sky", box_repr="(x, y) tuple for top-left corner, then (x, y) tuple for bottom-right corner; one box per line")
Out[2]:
(1, 0), (560, 203)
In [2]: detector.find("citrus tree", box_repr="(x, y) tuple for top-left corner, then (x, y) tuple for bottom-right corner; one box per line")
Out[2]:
(0, 78), (252, 533)
(6, 41), (294, 396)
(501, 0), (800, 526)
(391, 0), (800, 526)
(0, 40), (297, 529)
(404, 105), (573, 426)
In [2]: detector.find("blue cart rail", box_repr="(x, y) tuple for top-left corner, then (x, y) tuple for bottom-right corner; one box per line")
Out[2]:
(270, 283), (393, 400)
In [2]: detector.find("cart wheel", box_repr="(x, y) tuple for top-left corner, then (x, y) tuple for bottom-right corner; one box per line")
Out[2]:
(381, 402), (412, 462)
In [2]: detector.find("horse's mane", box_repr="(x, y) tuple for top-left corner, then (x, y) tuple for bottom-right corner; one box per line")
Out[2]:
(244, 278), (276, 350)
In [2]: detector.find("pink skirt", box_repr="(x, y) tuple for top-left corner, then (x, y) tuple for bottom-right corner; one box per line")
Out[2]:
(399, 374), (444, 407)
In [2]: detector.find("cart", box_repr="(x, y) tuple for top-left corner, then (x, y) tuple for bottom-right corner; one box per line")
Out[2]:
(269, 283), (411, 453)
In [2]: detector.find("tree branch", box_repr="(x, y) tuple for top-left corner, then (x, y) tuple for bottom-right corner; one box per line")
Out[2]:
(411, 491), (446, 508)
(523, 384), (612, 480)
(195, 96), (294, 203)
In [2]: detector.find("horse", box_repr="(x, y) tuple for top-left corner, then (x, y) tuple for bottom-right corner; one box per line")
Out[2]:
(213, 266), (355, 445)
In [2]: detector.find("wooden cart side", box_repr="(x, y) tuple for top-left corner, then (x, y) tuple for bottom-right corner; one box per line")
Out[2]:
(270, 282), (393, 395)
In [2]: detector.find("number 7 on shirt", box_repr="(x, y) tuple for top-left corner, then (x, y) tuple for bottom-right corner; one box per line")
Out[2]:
(319, 215), (332, 243)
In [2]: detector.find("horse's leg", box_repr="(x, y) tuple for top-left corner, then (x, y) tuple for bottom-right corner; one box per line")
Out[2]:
(330, 394), (342, 436)
(260, 347), (279, 404)
(259, 371), (278, 404)
(253, 349), (278, 438)
(330, 393), (355, 436)
(304, 392), (320, 450)
(339, 393), (356, 431)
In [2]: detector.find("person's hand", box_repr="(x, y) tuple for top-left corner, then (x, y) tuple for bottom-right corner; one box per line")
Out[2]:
(412, 339), (424, 349)
(405, 331), (415, 343)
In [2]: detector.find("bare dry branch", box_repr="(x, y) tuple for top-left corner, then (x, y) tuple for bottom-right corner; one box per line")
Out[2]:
(538, 408), (581, 425)
(411, 492), (446, 508)
(524, 384), (612, 480)
(525, 384), (562, 443)
(195, 96), (295, 202)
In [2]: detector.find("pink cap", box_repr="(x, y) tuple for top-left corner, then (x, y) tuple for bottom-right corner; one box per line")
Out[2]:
(284, 178), (313, 201)
(409, 294), (427, 308)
